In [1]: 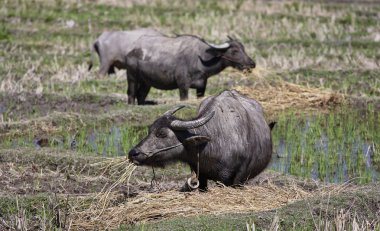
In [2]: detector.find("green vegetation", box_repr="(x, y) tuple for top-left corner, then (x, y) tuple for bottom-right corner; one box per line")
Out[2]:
(271, 106), (380, 183)
(0, 195), (57, 230)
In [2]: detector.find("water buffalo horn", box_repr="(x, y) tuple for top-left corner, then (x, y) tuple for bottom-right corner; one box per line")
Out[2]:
(207, 42), (230, 50)
(163, 105), (187, 116)
(170, 111), (215, 130)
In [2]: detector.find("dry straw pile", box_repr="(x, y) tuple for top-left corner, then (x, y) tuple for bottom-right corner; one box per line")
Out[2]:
(233, 68), (345, 115)
(69, 178), (348, 230)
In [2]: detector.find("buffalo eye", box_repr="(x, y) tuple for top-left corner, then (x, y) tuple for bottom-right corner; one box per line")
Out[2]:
(155, 128), (168, 138)
(231, 50), (238, 56)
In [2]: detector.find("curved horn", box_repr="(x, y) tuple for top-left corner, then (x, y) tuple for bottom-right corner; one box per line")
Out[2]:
(207, 42), (230, 50)
(227, 35), (234, 41)
(171, 111), (215, 130)
(163, 105), (187, 116)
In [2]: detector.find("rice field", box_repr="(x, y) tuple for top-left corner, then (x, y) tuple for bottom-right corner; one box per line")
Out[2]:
(0, 0), (379, 230)
(1, 106), (379, 185)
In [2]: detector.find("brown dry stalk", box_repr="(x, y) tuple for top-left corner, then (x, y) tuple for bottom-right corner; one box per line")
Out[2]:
(208, 66), (346, 116)
(235, 79), (345, 115)
(87, 158), (136, 218)
(69, 181), (344, 230)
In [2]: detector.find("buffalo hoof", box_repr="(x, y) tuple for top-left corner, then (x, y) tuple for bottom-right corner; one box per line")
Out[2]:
(179, 183), (208, 192)
(231, 184), (244, 189)
(179, 183), (195, 192)
(139, 100), (157, 105)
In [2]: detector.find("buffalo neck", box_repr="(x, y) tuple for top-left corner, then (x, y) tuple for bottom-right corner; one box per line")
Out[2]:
(180, 126), (211, 166)
(199, 56), (227, 78)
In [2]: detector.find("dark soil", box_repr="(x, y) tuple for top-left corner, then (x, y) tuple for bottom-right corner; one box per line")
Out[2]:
(0, 148), (189, 197)
(0, 92), (129, 121)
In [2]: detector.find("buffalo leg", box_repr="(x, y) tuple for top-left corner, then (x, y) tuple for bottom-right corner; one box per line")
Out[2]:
(196, 79), (207, 98)
(107, 65), (116, 75)
(99, 61), (112, 76)
(198, 176), (208, 192)
(99, 66), (109, 76)
(196, 87), (206, 98)
(136, 82), (151, 105)
(232, 169), (249, 187)
(127, 75), (138, 105)
(179, 88), (189, 101)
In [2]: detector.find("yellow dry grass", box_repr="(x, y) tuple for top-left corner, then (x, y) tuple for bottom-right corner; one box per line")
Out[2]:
(69, 180), (349, 230)
(235, 77), (345, 115)
(89, 158), (136, 212)
(0, 111), (84, 138)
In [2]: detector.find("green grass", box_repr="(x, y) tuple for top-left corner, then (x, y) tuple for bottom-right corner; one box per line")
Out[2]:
(1, 0), (379, 80)
(0, 26), (11, 41)
(271, 106), (380, 183)
(0, 195), (58, 230)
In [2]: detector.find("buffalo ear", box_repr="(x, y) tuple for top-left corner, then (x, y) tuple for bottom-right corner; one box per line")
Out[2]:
(205, 47), (227, 58)
(184, 135), (211, 146)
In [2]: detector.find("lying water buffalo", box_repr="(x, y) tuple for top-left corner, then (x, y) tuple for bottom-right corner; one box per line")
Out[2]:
(88, 28), (163, 75)
(126, 32), (256, 104)
(128, 90), (274, 191)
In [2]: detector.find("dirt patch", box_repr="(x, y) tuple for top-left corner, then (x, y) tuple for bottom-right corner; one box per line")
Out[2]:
(0, 92), (129, 121)
(0, 91), (198, 137)
(0, 148), (187, 196)
(0, 148), (120, 196)
(0, 162), (112, 195)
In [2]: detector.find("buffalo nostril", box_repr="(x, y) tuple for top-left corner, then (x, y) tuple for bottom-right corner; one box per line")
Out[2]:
(129, 149), (140, 158)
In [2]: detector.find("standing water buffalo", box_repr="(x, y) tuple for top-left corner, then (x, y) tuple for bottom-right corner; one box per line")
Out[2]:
(126, 32), (255, 104)
(128, 90), (274, 191)
(88, 28), (163, 75)
(88, 28), (255, 104)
